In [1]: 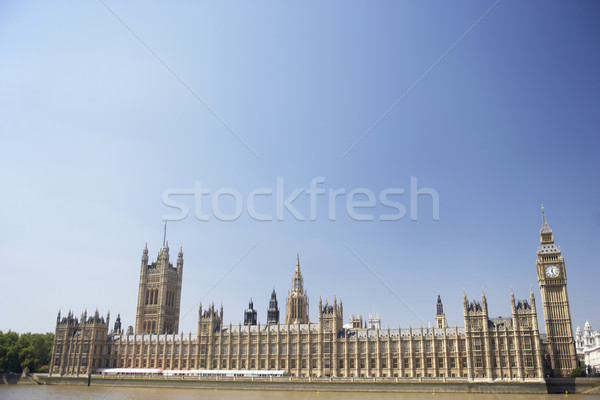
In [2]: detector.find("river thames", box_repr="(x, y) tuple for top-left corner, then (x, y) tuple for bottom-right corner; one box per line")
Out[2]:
(1, 386), (597, 400)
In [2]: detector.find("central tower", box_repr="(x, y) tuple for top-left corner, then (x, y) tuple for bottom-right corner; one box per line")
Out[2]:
(135, 242), (183, 335)
(536, 206), (577, 376)
(285, 253), (309, 324)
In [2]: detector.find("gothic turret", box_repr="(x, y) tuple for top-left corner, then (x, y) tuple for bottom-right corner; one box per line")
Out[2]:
(177, 246), (184, 271)
(318, 296), (343, 332)
(367, 313), (381, 330)
(244, 298), (257, 326)
(435, 294), (447, 329)
(267, 289), (280, 325)
(113, 314), (122, 334)
(350, 314), (363, 329)
(464, 291), (489, 331)
(198, 302), (223, 334)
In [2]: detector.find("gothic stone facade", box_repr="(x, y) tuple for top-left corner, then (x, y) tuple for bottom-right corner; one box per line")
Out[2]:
(50, 310), (109, 376)
(50, 209), (577, 379)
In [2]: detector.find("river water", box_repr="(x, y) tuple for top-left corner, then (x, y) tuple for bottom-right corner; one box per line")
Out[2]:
(0, 386), (596, 400)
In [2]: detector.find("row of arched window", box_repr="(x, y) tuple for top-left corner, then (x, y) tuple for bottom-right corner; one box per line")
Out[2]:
(166, 290), (176, 307)
(145, 288), (159, 305)
(143, 320), (156, 333)
(145, 288), (177, 307)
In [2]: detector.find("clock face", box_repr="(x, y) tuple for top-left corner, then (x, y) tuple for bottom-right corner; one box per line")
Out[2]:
(545, 264), (559, 278)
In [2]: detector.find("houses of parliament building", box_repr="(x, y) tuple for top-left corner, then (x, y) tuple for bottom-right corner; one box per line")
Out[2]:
(49, 209), (578, 380)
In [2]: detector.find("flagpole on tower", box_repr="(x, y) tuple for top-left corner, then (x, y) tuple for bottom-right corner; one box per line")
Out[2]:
(163, 220), (167, 248)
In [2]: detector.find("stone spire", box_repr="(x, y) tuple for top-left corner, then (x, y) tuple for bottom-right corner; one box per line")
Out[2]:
(540, 204), (552, 234)
(436, 294), (444, 315)
(292, 252), (304, 292)
(539, 205), (558, 248)
(142, 243), (149, 265)
(113, 313), (122, 333)
(285, 252), (309, 324)
(510, 288), (516, 312)
(177, 246), (184, 270)
(435, 294), (447, 329)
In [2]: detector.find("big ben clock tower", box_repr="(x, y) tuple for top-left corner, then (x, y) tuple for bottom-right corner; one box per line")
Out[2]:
(536, 206), (577, 377)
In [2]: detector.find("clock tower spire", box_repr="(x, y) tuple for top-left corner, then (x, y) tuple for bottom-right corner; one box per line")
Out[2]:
(536, 205), (577, 377)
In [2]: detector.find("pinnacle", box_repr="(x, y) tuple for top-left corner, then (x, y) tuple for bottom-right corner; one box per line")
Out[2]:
(540, 204), (552, 233)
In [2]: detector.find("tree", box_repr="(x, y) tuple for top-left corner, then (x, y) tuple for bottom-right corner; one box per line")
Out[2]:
(570, 366), (587, 378)
(0, 331), (20, 372)
(0, 331), (54, 373)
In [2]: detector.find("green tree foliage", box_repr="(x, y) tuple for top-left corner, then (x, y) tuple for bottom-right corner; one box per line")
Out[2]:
(0, 331), (54, 373)
(570, 366), (587, 377)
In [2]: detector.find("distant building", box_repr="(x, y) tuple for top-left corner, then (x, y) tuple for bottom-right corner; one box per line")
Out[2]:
(50, 208), (577, 379)
(576, 321), (600, 376)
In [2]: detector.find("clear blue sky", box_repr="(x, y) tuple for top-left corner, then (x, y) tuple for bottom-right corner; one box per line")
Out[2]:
(1, 1), (598, 335)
